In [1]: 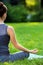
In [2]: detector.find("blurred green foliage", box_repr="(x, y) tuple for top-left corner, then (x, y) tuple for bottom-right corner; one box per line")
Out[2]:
(5, 3), (29, 23)
(4, 0), (43, 22)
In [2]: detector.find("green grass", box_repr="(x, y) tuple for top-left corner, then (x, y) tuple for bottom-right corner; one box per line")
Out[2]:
(0, 22), (43, 65)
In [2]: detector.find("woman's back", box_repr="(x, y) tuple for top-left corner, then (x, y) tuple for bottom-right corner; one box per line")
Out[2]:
(0, 24), (10, 55)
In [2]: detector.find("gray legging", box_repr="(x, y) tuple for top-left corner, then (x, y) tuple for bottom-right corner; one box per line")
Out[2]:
(0, 51), (29, 62)
(0, 51), (43, 62)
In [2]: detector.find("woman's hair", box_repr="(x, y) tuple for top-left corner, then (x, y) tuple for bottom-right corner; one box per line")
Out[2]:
(0, 2), (7, 17)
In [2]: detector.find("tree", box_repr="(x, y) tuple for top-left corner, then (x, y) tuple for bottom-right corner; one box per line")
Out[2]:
(10, 0), (25, 5)
(10, 0), (20, 5)
(0, 0), (10, 3)
(41, 0), (43, 8)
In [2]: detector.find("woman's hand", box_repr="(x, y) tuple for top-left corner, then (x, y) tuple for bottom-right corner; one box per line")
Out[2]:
(29, 49), (38, 54)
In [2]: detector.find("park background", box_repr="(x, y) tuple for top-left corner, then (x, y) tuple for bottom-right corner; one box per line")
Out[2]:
(0, 0), (43, 22)
(0, 0), (43, 65)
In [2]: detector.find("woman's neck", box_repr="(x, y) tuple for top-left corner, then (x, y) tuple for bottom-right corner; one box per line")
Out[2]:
(0, 18), (4, 24)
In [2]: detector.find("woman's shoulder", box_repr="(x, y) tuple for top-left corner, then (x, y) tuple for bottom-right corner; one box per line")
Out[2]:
(7, 25), (14, 35)
(4, 24), (14, 30)
(8, 26), (14, 30)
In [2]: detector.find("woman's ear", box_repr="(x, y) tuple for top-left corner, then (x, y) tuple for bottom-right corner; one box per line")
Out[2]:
(2, 13), (7, 21)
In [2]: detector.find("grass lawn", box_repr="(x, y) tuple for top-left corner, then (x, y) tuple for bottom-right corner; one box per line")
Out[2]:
(0, 22), (43, 65)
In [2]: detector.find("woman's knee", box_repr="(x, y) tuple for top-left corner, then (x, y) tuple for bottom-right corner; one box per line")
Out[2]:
(22, 51), (29, 58)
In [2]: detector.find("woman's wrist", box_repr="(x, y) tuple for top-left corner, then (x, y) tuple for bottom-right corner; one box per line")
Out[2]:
(24, 49), (32, 53)
(28, 50), (33, 53)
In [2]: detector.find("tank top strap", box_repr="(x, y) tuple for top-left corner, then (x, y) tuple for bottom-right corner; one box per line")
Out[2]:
(0, 24), (8, 35)
(5, 24), (8, 35)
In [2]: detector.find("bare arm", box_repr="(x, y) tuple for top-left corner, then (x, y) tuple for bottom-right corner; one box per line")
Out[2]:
(7, 26), (38, 54)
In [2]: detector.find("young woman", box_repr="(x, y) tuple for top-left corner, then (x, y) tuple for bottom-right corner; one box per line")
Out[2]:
(0, 2), (43, 62)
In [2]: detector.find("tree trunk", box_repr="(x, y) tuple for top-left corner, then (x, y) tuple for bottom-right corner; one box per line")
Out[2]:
(41, 0), (43, 7)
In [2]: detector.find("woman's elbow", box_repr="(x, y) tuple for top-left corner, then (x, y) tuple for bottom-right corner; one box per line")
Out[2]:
(14, 44), (20, 49)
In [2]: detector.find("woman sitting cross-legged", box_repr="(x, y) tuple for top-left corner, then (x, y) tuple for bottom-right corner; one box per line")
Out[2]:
(0, 2), (43, 62)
